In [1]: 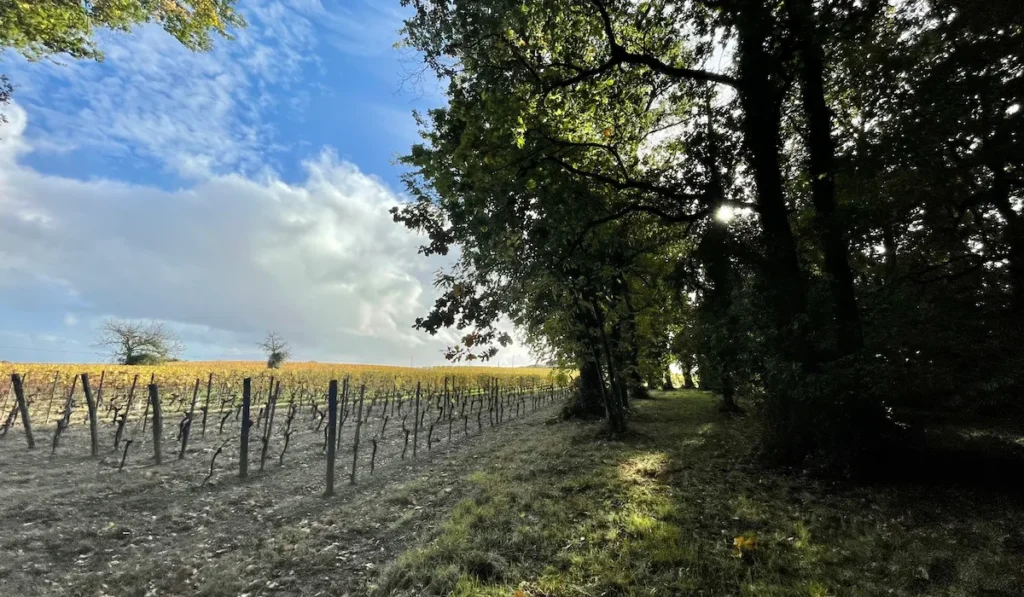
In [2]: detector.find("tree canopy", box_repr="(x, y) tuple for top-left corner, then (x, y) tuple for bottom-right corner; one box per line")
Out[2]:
(0, 0), (244, 118)
(0, 0), (244, 61)
(259, 331), (291, 369)
(97, 319), (184, 365)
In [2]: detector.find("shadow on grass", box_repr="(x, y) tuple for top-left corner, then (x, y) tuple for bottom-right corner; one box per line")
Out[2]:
(373, 391), (1024, 597)
(874, 412), (1024, 492)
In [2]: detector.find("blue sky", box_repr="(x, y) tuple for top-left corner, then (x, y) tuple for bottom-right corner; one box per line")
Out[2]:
(0, 0), (531, 367)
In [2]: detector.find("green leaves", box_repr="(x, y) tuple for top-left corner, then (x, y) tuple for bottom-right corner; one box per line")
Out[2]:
(0, 0), (245, 62)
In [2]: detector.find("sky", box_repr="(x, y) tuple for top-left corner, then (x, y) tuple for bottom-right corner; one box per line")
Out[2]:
(0, 0), (532, 367)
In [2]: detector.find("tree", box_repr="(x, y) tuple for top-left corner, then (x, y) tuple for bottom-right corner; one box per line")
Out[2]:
(824, 0), (1024, 414)
(0, 0), (244, 116)
(0, 0), (244, 60)
(258, 332), (290, 369)
(97, 319), (184, 365)
(397, 0), (1024, 469)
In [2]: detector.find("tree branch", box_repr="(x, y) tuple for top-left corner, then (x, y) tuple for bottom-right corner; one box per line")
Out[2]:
(586, 0), (739, 87)
(545, 154), (707, 204)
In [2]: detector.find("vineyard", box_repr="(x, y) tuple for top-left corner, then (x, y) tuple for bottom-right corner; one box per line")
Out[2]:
(0, 362), (569, 492)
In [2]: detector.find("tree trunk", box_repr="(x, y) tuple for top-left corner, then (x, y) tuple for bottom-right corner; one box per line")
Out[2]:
(882, 221), (898, 281)
(618, 293), (650, 401)
(661, 368), (675, 391)
(596, 307), (629, 416)
(1007, 221), (1024, 314)
(990, 164), (1024, 315)
(698, 220), (743, 412)
(786, 0), (864, 356)
(563, 359), (607, 419)
(575, 294), (627, 433)
(612, 318), (649, 402)
(735, 0), (814, 368)
(588, 339), (626, 434)
(628, 369), (650, 400)
(718, 373), (742, 413)
(682, 366), (696, 390)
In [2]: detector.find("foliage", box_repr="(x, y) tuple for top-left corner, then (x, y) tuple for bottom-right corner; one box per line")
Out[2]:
(0, 0), (244, 116)
(95, 318), (184, 365)
(394, 0), (1024, 465)
(258, 331), (291, 369)
(0, 359), (560, 422)
(0, 0), (244, 61)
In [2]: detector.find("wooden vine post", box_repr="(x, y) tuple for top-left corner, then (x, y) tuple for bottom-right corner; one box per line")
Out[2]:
(42, 372), (59, 425)
(180, 377), (201, 460)
(400, 415), (410, 459)
(350, 385), (365, 484)
(239, 378), (251, 478)
(412, 382), (421, 459)
(51, 374), (78, 454)
(370, 438), (378, 475)
(325, 380), (338, 497)
(113, 374), (138, 451)
(81, 373), (100, 457)
(488, 382), (495, 427)
(149, 383), (163, 465)
(201, 372), (213, 437)
(94, 371), (106, 412)
(260, 381), (280, 472)
(141, 373), (155, 433)
(125, 373), (140, 417)
(10, 374), (34, 449)
(336, 377), (349, 452)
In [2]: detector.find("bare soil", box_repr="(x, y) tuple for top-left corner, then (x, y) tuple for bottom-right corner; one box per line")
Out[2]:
(0, 401), (558, 597)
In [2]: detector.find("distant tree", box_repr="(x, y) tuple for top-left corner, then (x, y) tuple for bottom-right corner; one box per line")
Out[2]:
(97, 319), (184, 365)
(258, 332), (290, 369)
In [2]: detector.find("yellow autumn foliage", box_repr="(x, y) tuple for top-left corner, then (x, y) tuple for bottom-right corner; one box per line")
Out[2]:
(0, 361), (559, 424)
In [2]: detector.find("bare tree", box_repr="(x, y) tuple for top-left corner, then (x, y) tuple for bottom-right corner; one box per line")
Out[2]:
(96, 319), (184, 365)
(258, 332), (291, 369)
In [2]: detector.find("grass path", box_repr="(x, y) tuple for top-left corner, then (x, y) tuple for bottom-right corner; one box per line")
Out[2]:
(376, 391), (1024, 596)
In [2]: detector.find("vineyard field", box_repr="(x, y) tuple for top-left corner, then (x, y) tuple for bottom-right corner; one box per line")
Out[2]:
(0, 360), (571, 595)
(1, 360), (568, 488)
(1, 361), (562, 427)
(0, 377), (564, 597)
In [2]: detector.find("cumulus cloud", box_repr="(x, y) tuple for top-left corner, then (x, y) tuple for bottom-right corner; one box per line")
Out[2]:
(0, 1), (537, 367)
(0, 104), (466, 365)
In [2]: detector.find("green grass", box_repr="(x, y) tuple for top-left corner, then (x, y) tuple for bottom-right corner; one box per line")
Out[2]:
(372, 391), (1024, 596)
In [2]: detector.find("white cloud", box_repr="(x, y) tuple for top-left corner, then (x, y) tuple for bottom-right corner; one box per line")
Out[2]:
(0, 104), (462, 365)
(0, 0), (324, 178)
(0, 3), (521, 367)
